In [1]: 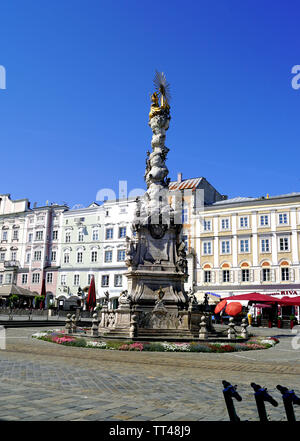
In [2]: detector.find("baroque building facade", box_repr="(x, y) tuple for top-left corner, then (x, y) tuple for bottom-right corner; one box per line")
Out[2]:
(0, 194), (67, 304)
(194, 192), (300, 301)
(1, 181), (300, 308)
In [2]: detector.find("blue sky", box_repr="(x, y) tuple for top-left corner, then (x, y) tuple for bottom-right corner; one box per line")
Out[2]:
(1, 0), (300, 208)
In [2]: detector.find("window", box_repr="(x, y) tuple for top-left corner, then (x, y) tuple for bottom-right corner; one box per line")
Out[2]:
(91, 251), (97, 262)
(2, 231), (7, 241)
(28, 233), (33, 242)
(106, 228), (113, 239)
(221, 218), (230, 230)
(78, 231), (84, 242)
(92, 230), (99, 241)
(64, 252), (70, 264)
(105, 210), (109, 217)
(11, 251), (17, 261)
(279, 213), (288, 225)
(281, 267), (289, 281)
(260, 215), (269, 226)
(204, 271), (211, 283)
(203, 220), (211, 231)
(35, 231), (43, 241)
(105, 250), (112, 262)
(26, 253), (30, 263)
(74, 274), (80, 286)
(0, 252), (5, 261)
(47, 273), (53, 284)
(65, 232), (71, 243)
(0, 274), (2, 284)
(61, 275), (66, 285)
(5, 274), (12, 284)
(52, 230), (58, 240)
(262, 268), (270, 282)
(182, 208), (188, 224)
(240, 217), (249, 228)
(13, 230), (19, 240)
(117, 249), (126, 261)
(102, 275), (109, 287)
(119, 227), (127, 238)
(279, 237), (289, 251)
(88, 274), (94, 285)
(221, 240), (230, 254)
(32, 273), (40, 284)
(77, 252), (83, 263)
(33, 251), (42, 261)
(114, 274), (122, 287)
(240, 239), (249, 253)
(203, 241), (212, 255)
(222, 270), (230, 282)
(51, 251), (56, 262)
(242, 269), (250, 282)
(37, 216), (44, 222)
(261, 238), (270, 253)
(21, 274), (28, 284)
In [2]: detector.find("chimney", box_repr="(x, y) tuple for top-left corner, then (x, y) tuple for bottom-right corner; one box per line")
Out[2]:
(177, 172), (183, 183)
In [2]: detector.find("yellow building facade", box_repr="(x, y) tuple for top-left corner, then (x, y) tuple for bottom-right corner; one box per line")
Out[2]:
(193, 193), (300, 302)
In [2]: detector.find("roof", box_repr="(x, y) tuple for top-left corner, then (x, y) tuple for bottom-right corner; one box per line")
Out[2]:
(212, 192), (300, 207)
(169, 177), (203, 191)
(0, 284), (37, 297)
(213, 196), (256, 205)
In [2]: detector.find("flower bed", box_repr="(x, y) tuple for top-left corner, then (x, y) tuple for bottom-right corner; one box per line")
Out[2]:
(32, 332), (279, 353)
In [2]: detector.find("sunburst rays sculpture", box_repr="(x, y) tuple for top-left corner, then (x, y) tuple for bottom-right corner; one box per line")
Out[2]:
(153, 71), (171, 108)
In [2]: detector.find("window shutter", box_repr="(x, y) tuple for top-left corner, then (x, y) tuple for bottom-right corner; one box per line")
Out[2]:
(238, 270), (241, 283)
(211, 270), (215, 284)
(250, 269), (254, 282)
(271, 269), (276, 282)
(230, 270), (234, 283)
(219, 270), (223, 283)
(290, 268), (295, 282)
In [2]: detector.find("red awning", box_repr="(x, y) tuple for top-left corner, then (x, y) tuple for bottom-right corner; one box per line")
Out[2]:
(225, 293), (278, 303)
(253, 303), (272, 308)
(279, 297), (300, 306)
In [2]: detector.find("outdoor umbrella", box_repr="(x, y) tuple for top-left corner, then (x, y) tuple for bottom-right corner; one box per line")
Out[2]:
(40, 278), (46, 309)
(86, 276), (96, 311)
(278, 297), (300, 306)
(224, 293), (278, 303)
(225, 302), (243, 316)
(253, 303), (272, 308)
(214, 299), (227, 314)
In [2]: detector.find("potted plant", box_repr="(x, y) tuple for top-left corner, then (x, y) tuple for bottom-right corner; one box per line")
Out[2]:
(276, 315), (282, 328)
(290, 315), (296, 329)
(8, 294), (19, 308)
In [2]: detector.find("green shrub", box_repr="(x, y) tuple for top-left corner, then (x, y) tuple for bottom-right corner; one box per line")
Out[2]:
(189, 344), (210, 352)
(106, 340), (132, 350)
(143, 342), (165, 352)
(66, 338), (87, 347)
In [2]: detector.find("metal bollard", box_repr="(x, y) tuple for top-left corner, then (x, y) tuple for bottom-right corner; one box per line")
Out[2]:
(222, 380), (242, 422)
(251, 383), (278, 422)
(276, 385), (300, 422)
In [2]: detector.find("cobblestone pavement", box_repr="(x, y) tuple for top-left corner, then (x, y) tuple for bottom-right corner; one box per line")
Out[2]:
(0, 326), (300, 421)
